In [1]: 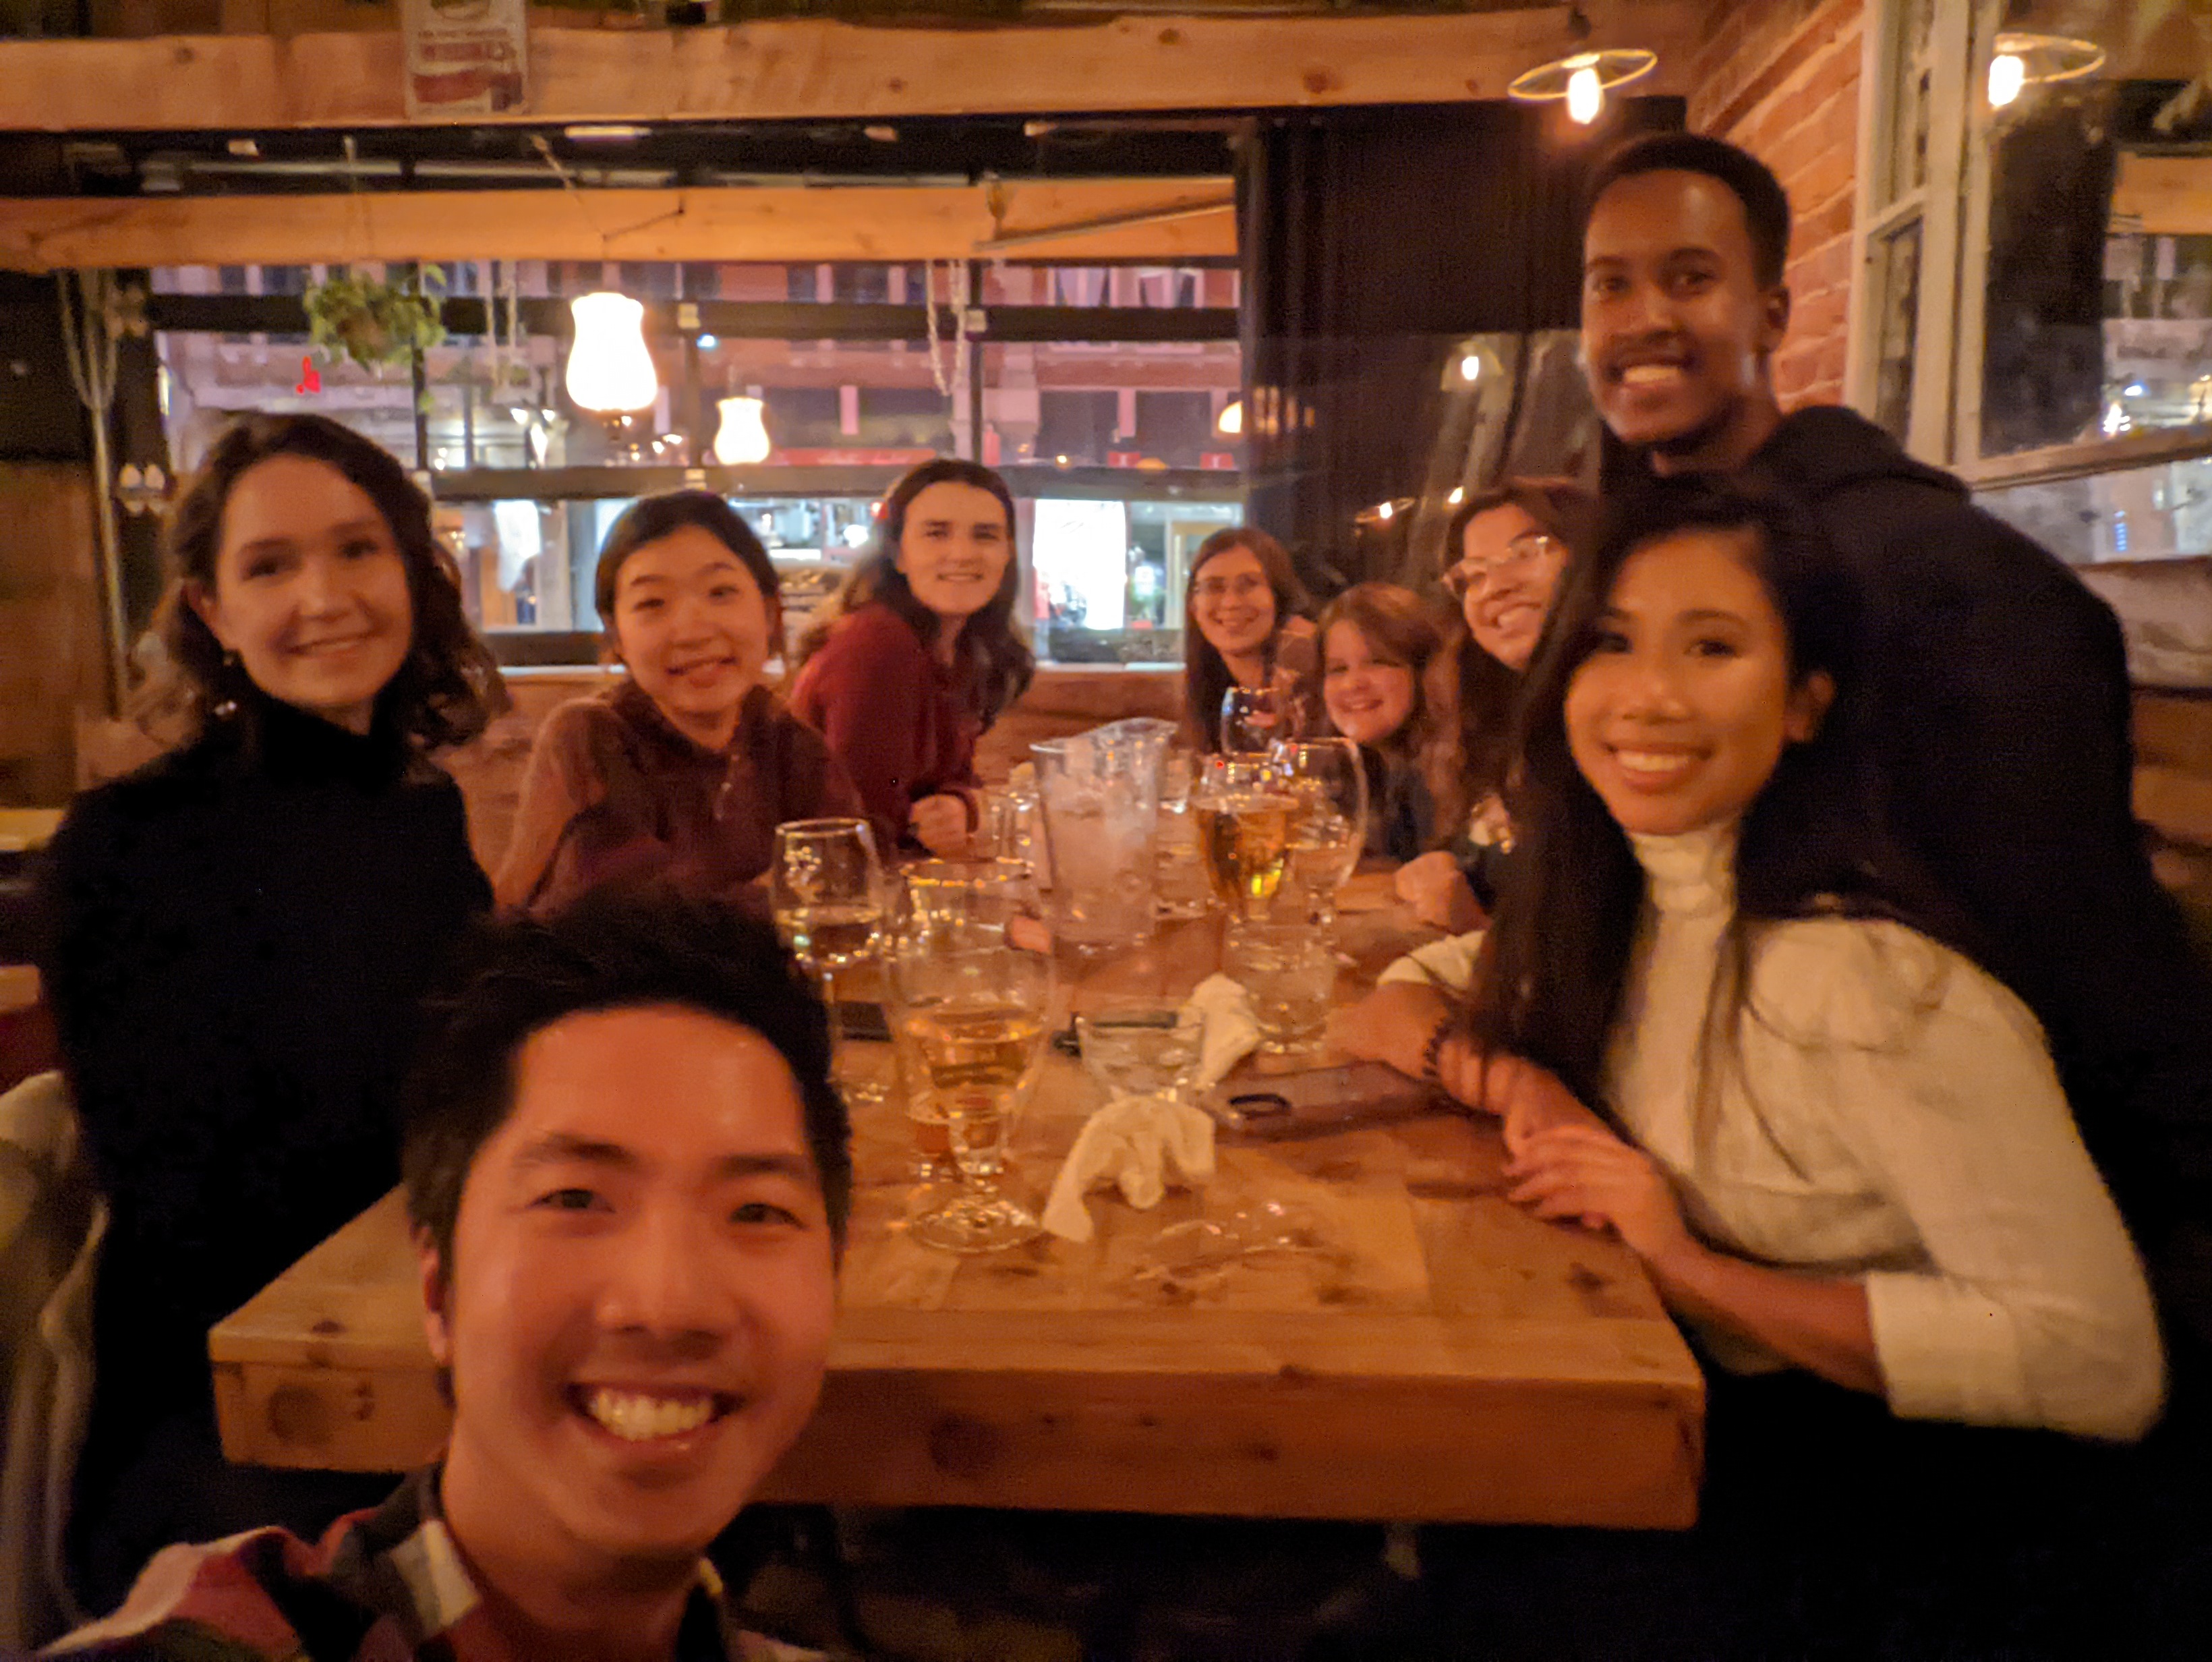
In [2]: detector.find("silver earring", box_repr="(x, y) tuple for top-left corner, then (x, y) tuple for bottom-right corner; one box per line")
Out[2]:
(212, 648), (241, 719)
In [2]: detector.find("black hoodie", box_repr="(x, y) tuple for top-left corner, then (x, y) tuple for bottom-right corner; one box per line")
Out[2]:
(1739, 405), (2212, 1346)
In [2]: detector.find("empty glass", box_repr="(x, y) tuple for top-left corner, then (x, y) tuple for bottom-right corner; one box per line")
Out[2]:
(1220, 683), (1301, 755)
(1154, 739), (1212, 921)
(1076, 998), (1204, 1103)
(1225, 921), (1336, 1053)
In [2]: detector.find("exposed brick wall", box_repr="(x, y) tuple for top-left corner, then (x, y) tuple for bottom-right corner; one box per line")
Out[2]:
(1689, 0), (1865, 411)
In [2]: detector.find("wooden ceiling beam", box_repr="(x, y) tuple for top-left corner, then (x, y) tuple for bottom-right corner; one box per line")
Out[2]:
(0, 4), (1701, 132)
(0, 179), (1238, 270)
(2114, 153), (2212, 237)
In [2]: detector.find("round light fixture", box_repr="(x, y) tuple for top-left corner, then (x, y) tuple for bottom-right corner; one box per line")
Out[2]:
(1987, 32), (2106, 109)
(1217, 398), (1245, 436)
(1507, 48), (1658, 125)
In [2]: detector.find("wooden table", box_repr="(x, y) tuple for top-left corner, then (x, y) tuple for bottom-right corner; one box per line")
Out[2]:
(210, 880), (1704, 1528)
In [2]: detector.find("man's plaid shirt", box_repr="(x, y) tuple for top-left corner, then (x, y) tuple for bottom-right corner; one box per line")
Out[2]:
(43, 1466), (815, 1661)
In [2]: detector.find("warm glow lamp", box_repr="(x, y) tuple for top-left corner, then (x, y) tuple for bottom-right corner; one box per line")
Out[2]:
(1986, 32), (2105, 110)
(565, 292), (658, 415)
(714, 394), (772, 465)
(1507, 45), (1657, 123)
(1217, 398), (1245, 436)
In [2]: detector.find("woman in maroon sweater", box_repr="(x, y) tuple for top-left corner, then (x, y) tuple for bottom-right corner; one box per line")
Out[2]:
(496, 490), (861, 914)
(790, 459), (1035, 855)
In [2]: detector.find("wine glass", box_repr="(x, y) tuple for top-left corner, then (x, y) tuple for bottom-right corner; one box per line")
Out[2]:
(1191, 751), (1300, 923)
(1277, 737), (1370, 913)
(890, 860), (1055, 1253)
(770, 818), (886, 1106)
(1219, 683), (1300, 755)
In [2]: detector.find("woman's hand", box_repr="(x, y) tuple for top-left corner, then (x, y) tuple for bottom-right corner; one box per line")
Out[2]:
(1505, 1122), (1697, 1269)
(909, 794), (972, 857)
(1484, 1057), (1612, 1155)
(1393, 852), (1485, 933)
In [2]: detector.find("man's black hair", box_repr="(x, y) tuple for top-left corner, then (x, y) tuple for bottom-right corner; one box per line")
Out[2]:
(1584, 132), (1794, 291)
(401, 888), (854, 1275)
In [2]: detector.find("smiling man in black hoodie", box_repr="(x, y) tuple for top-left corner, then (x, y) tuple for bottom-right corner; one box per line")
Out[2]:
(1579, 130), (2212, 1365)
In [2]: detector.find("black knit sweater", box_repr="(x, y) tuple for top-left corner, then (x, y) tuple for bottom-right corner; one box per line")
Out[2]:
(38, 687), (489, 1437)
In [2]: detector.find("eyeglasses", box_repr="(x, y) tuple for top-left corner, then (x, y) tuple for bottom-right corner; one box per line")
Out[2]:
(1441, 532), (1562, 601)
(1193, 573), (1271, 604)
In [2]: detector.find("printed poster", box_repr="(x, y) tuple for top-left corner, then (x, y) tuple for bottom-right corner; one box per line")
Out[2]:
(401, 0), (530, 119)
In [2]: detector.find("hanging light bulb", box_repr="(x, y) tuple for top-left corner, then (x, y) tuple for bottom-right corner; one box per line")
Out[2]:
(1508, 38), (1656, 123)
(1985, 32), (2105, 111)
(714, 394), (772, 466)
(1217, 398), (1244, 436)
(564, 291), (658, 415)
(1987, 51), (2027, 108)
(1565, 58), (1604, 123)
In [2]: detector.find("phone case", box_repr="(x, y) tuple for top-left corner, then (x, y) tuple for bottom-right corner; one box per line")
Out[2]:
(1200, 1061), (1457, 1139)
(834, 1000), (892, 1043)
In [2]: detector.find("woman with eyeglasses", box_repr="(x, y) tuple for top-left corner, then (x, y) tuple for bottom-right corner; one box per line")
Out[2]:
(1180, 525), (1318, 752)
(1393, 478), (1593, 932)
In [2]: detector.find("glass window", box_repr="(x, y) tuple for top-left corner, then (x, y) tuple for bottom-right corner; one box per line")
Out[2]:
(1979, 455), (2212, 567)
(983, 340), (1242, 470)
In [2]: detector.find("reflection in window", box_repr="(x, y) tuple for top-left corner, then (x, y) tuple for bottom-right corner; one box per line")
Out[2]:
(1979, 455), (2212, 565)
(1873, 222), (1922, 442)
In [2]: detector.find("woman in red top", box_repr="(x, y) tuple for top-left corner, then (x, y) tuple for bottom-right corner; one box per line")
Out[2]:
(790, 459), (1034, 855)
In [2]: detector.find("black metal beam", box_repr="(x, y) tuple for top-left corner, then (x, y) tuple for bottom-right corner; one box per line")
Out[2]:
(145, 293), (1241, 344)
(426, 461), (1241, 502)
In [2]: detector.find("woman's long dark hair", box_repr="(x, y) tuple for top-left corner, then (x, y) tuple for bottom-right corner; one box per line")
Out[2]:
(1182, 525), (1313, 752)
(1423, 478), (1594, 836)
(794, 457), (1033, 728)
(1464, 478), (1977, 1115)
(146, 412), (506, 751)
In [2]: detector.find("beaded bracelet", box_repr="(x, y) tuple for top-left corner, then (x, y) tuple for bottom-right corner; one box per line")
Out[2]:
(1418, 1012), (1459, 1085)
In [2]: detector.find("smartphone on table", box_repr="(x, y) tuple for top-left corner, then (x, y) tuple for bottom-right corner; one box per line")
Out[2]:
(1200, 1061), (1455, 1139)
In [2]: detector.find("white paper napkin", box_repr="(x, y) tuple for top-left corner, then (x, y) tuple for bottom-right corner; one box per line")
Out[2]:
(1041, 1092), (1217, 1242)
(1039, 975), (1260, 1242)
(1184, 972), (1262, 1089)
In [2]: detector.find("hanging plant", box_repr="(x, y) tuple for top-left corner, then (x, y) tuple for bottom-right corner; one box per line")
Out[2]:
(304, 264), (447, 373)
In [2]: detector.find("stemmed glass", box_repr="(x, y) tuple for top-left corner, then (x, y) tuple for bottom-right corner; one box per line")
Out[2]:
(770, 818), (887, 1106)
(890, 859), (1056, 1253)
(1191, 751), (1300, 923)
(1219, 683), (1300, 755)
(1276, 737), (1370, 914)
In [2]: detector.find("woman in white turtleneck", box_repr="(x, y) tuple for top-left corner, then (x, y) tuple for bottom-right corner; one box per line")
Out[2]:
(1438, 480), (2162, 1445)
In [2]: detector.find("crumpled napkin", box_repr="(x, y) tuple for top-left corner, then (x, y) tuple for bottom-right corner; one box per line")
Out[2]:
(1041, 1092), (1216, 1242)
(1184, 973), (1262, 1089)
(1039, 975), (1261, 1242)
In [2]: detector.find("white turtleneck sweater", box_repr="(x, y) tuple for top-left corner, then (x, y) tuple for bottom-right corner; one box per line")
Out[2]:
(1608, 825), (2163, 1441)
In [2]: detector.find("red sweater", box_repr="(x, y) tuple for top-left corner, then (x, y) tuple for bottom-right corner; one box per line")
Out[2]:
(789, 602), (981, 853)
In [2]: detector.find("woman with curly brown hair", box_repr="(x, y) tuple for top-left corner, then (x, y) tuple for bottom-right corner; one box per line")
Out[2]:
(1314, 582), (1447, 861)
(38, 413), (506, 1610)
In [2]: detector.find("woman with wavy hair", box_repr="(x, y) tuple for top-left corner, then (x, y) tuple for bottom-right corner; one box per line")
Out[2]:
(40, 412), (506, 1609)
(1180, 525), (1316, 752)
(1395, 476), (1592, 931)
(791, 457), (1033, 856)
(1314, 581), (1447, 861)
